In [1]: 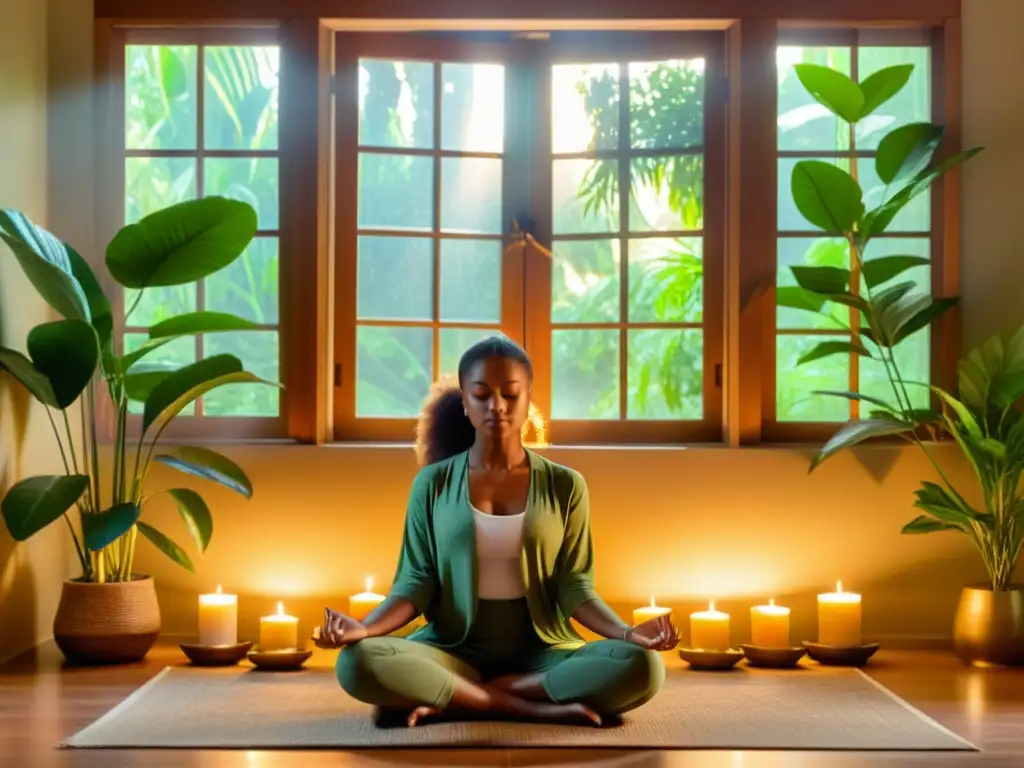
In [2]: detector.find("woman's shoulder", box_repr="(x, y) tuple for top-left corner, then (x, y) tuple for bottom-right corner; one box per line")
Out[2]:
(529, 451), (588, 498)
(410, 451), (466, 497)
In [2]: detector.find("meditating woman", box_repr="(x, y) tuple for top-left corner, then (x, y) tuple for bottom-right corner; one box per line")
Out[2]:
(315, 336), (679, 727)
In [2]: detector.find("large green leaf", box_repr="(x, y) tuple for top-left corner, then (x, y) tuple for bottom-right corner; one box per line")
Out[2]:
(105, 197), (257, 289)
(66, 245), (113, 348)
(891, 297), (959, 345)
(957, 325), (1024, 411)
(797, 339), (871, 366)
(0, 210), (90, 321)
(931, 386), (982, 440)
(117, 336), (177, 373)
(142, 354), (276, 435)
(901, 515), (959, 534)
(776, 286), (826, 314)
(167, 488), (213, 553)
(791, 161), (864, 233)
(148, 311), (263, 339)
(0, 348), (57, 406)
(875, 123), (944, 186)
(810, 417), (914, 471)
(858, 64), (914, 119)
(861, 255), (930, 289)
(793, 64), (863, 123)
(123, 361), (181, 402)
(137, 521), (195, 572)
(81, 503), (140, 551)
(862, 148), (983, 238)
(1, 474), (89, 541)
(26, 319), (98, 409)
(913, 481), (981, 528)
(154, 445), (253, 498)
(790, 265), (850, 295)
(812, 390), (898, 413)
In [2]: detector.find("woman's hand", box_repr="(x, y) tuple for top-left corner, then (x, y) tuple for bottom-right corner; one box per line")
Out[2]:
(313, 607), (368, 649)
(627, 614), (679, 651)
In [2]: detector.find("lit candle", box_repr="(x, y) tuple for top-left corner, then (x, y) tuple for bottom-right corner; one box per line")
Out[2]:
(198, 584), (237, 646)
(349, 576), (386, 622)
(632, 595), (671, 626)
(750, 598), (791, 648)
(817, 581), (862, 646)
(259, 601), (298, 651)
(690, 599), (731, 650)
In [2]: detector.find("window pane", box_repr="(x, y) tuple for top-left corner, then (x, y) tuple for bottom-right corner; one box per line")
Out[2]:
(125, 45), (197, 150)
(856, 47), (930, 150)
(359, 60), (434, 149)
(439, 328), (503, 378)
(440, 157), (502, 234)
(777, 46), (851, 152)
(860, 333), (930, 411)
(551, 240), (620, 323)
(125, 157), (196, 224)
(356, 326), (432, 417)
(628, 238), (702, 323)
(862, 237), (930, 294)
(859, 159), (930, 233)
(203, 46), (280, 151)
(628, 59), (705, 150)
(357, 236), (433, 321)
(441, 63), (504, 153)
(630, 155), (704, 232)
(628, 329), (703, 419)
(776, 334), (851, 421)
(440, 239), (501, 323)
(553, 159), (618, 235)
(204, 157), (279, 230)
(205, 236), (279, 324)
(123, 333), (196, 415)
(776, 237), (849, 331)
(124, 283), (197, 327)
(778, 156), (850, 231)
(552, 63), (620, 154)
(203, 331), (280, 417)
(358, 153), (433, 231)
(552, 329), (619, 419)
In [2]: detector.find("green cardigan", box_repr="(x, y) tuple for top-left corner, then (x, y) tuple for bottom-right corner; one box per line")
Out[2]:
(388, 449), (607, 648)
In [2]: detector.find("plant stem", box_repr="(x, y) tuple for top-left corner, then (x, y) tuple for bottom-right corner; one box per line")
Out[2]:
(61, 409), (80, 475)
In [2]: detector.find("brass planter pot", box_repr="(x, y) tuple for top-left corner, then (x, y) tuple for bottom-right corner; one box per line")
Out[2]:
(53, 576), (161, 665)
(952, 584), (1024, 667)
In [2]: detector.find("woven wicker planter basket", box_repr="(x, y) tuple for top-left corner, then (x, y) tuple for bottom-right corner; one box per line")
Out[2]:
(53, 576), (161, 665)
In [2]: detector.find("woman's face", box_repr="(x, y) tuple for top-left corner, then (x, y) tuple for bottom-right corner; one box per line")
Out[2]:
(461, 356), (531, 440)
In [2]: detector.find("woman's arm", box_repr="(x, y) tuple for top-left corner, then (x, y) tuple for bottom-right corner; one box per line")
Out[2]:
(572, 598), (632, 640)
(361, 595), (420, 638)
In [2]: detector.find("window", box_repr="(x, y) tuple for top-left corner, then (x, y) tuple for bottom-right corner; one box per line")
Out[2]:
(770, 31), (937, 432)
(119, 33), (282, 436)
(334, 33), (723, 443)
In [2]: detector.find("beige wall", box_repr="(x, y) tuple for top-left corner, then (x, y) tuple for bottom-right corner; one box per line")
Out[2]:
(3, 0), (1023, 659)
(0, 0), (87, 662)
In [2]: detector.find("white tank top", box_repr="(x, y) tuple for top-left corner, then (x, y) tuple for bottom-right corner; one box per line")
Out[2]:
(472, 505), (527, 599)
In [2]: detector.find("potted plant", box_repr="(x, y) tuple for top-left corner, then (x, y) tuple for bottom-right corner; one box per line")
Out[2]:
(0, 198), (277, 664)
(780, 62), (1024, 665)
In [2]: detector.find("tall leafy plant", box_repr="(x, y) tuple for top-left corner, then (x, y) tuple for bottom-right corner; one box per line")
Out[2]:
(0, 198), (277, 582)
(776, 64), (1024, 591)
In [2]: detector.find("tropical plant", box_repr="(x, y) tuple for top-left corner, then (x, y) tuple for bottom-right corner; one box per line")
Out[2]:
(773, 62), (1024, 590)
(0, 197), (277, 582)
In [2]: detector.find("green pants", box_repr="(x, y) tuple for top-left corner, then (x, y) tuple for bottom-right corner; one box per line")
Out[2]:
(336, 599), (665, 716)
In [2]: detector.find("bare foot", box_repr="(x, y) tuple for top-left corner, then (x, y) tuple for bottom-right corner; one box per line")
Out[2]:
(407, 705), (443, 727)
(533, 702), (603, 727)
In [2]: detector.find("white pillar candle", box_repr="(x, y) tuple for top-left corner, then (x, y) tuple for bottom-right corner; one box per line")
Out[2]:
(690, 600), (731, 650)
(750, 598), (791, 648)
(817, 581), (862, 646)
(198, 584), (237, 646)
(259, 601), (298, 651)
(348, 576), (386, 622)
(632, 595), (671, 626)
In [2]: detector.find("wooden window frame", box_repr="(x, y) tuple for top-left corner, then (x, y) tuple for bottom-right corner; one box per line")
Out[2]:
(759, 25), (961, 443)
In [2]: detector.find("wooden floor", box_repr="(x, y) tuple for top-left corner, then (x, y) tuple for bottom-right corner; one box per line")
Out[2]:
(2, 641), (1024, 768)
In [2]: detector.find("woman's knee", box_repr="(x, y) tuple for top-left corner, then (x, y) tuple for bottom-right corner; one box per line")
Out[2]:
(335, 638), (397, 702)
(617, 644), (666, 703)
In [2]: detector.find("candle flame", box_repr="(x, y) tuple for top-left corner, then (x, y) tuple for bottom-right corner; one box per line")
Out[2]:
(836, 580), (843, 593)
(276, 601), (284, 616)
(769, 598), (775, 606)
(365, 575), (374, 593)
(215, 584), (223, 594)
(649, 595), (655, 607)
(709, 599), (715, 611)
